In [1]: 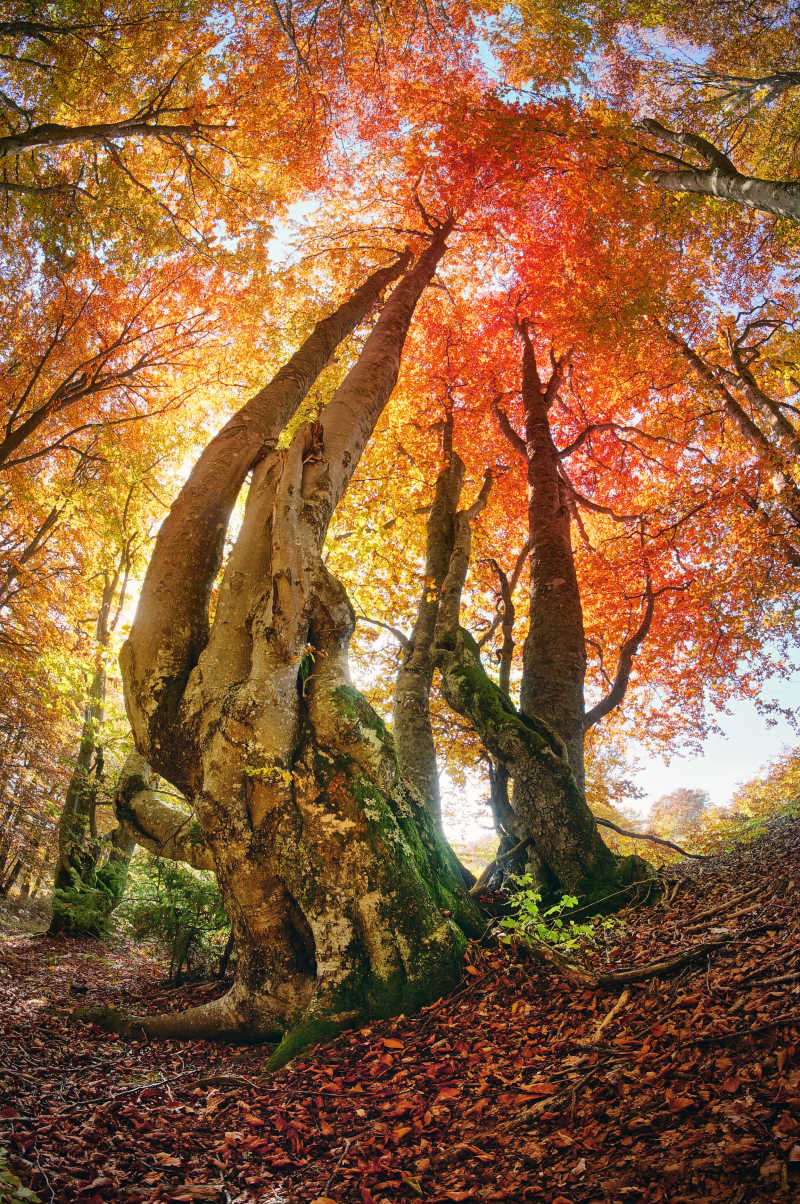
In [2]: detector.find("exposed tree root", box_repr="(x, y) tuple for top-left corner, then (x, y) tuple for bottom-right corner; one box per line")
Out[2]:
(74, 989), (283, 1043)
(595, 816), (708, 859)
(592, 987), (631, 1038)
(683, 884), (765, 932)
(522, 930), (742, 990)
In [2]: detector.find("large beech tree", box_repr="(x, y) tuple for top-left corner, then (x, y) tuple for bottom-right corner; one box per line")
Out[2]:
(392, 324), (651, 895)
(108, 222), (490, 1054)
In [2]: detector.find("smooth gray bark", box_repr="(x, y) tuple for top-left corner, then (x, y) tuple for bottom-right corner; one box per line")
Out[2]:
(638, 118), (800, 222)
(393, 429), (465, 827)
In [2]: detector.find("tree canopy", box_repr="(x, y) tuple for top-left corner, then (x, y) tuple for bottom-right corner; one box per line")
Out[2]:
(2, 0), (798, 1045)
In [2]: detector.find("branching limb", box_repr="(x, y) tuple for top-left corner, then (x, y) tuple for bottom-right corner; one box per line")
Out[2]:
(595, 816), (708, 859)
(114, 752), (213, 871)
(491, 396), (526, 459)
(584, 578), (655, 730)
(121, 254), (410, 785)
(637, 117), (800, 223)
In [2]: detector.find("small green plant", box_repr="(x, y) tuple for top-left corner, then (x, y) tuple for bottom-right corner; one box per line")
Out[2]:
(496, 874), (601, 951)
(119, 855), (230, 983)
(0, 1147), (40, 1203)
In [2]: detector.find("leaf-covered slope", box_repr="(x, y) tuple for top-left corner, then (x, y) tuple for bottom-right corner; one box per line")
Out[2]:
(2, 817), (800, 1202)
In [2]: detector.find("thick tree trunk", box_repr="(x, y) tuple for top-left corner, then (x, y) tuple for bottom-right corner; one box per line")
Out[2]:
(514, 324), (587, 788)
(112, 229), (483, 1056)
(121, 255), (409, 789)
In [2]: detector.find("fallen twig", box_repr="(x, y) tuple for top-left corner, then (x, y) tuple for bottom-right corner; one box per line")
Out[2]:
(737, 970), (800, 990)
(568, 875), (665, 920)
(691, 1013), (800, 1046)
(525, 924), (768, 992)
(592, 987), (631, 1038)
(323, 1136), (352, 1196)
(684, 884), (763, 929)
(190, 1073), (259, 1089)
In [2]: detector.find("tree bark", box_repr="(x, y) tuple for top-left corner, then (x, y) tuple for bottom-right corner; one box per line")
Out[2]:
(393, 423), (465, 826)
(638, 119), (800, 223)
(0, 119), (206, 160)
(121, 254), (409, 790)
(49, 559), (126, 935)
(495, 324), (587, 786)
(113, 230), (483, 1056)
(429, 457), (621, 896)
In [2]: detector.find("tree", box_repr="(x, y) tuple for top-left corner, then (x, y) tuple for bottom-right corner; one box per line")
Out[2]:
(660, 314), (800, 569)
(649, 788), (709, 840)
(636, 118), (800, 223)
(48, 514), (136, 935)
(99, 225), (483, 1055)
(402, 323), (652, 896)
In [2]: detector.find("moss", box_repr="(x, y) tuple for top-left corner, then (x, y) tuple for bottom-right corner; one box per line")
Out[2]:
(273, 725), (481, 1066)
(265, 1016), (348, 1071)
(73, 1004), (141, 1038)
(333, 684), (387, 739)
(442, 631), (561, 763)
(189, 819), (205, 846)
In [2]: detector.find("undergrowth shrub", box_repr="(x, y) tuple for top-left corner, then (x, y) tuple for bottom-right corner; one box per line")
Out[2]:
(50, 858), (128, 937)
(496, 873), (610, 951)
(119, 855), (230, 983)
(0, 1146), (40, 1203)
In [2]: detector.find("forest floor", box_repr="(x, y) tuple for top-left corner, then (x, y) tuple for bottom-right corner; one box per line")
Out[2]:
(1, 821), (799, 1204)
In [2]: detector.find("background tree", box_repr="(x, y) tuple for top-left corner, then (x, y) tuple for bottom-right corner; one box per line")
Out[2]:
(649, 787), (710, 842)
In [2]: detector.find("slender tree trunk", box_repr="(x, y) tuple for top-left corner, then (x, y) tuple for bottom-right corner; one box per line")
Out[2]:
(422, 327), (646, 897)
(49, 577), (116, 935)
(422, 448), (620, 896)
(0, 858), (22, 896)
(109, 231), (482, 1057)
(393, 423), (465, 826)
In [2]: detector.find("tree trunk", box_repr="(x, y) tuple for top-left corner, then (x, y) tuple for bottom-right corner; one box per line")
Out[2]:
(638, 119), (800, 223)
(412, 343), (646, 897)
(426, 451), (621, 897)
(393, 425), (465, 826)
(0, 858), (22, 896)
(514, 323), (587, 788)
(49, 574), (117, 935)
(112, 229), (483, 1058)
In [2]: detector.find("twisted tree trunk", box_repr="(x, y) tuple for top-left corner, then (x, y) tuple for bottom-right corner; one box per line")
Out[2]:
(113, 229), (482, 1059)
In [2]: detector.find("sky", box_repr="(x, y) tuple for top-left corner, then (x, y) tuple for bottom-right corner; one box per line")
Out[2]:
(630, 674), (798, 815)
